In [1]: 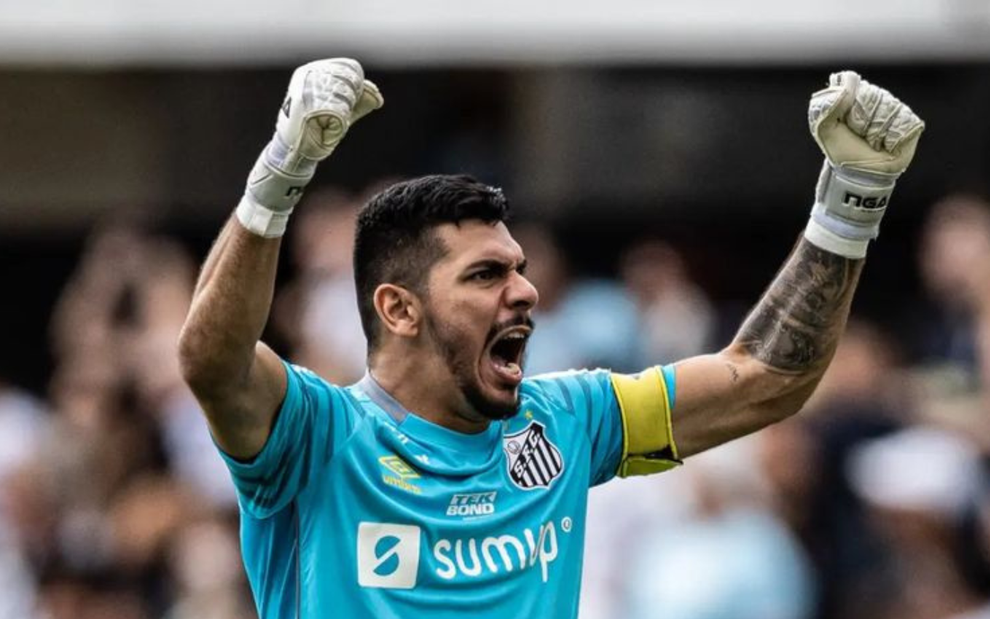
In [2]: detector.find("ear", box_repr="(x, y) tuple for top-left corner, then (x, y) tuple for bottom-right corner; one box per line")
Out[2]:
(373, 284), (422, 340)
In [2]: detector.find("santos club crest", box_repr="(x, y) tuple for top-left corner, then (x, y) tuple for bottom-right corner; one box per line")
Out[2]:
(503, 421), (564, 490)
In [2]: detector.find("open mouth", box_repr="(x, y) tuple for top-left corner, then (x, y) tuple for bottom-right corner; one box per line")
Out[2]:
(485, 327), (530, 387)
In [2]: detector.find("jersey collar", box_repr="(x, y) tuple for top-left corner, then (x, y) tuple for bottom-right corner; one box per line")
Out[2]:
(357, 373), (502, 454)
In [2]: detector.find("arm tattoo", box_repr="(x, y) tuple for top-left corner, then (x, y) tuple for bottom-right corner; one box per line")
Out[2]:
(736, 238), (863, 374)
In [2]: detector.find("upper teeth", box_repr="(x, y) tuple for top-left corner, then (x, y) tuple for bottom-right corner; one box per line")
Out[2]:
(504, 333), (526, 341)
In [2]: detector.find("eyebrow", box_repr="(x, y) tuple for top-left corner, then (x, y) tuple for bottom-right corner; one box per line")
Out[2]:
(466, 258), (528, 272)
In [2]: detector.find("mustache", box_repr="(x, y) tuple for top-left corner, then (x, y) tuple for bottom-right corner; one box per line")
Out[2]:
(486, 315), (535, 344)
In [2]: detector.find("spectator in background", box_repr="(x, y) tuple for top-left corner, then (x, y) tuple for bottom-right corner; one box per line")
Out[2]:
(164, 514), (255, 619)
(918, 194), (990, 383)
(621, 438), (816, 619)
(620, 239), (715, 366)
(274, 187), (367, 384)
(514, 222), (641, 374)
(848, 427), (990, 619)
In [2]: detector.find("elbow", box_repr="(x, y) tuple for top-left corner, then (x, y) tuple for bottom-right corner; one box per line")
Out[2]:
(177, 324), (209, 393)
(758, 389), (815, 425)
(748, 381), (822, 432)
(177, 323), (229, 399)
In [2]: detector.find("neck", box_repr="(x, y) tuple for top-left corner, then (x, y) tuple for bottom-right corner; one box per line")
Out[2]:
(368, 347), (491, 434)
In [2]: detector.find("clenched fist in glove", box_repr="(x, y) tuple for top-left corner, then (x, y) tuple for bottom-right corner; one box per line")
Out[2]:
(804, 71), (925, 259)
(237, 59), (383, 238)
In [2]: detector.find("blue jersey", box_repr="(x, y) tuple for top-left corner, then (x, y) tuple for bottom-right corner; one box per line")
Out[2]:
(217, 362), (678, 619)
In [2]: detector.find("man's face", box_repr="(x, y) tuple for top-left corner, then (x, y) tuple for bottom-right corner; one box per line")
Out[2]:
(422, 221), (539, 421)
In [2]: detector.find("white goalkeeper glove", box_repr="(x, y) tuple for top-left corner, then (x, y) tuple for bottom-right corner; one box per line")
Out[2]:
(804, 71), (925, 259)
(236, 58), (384, 238)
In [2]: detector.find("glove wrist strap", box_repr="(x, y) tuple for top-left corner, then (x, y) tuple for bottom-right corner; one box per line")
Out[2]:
(804, 219), (869, 259)
(236, 195), (293, 238)
(803, 162), (898, 259)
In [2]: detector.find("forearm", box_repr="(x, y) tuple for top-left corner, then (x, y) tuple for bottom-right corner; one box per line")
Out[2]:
(734, 237), (863, 377)
(179, 217), (281, 397)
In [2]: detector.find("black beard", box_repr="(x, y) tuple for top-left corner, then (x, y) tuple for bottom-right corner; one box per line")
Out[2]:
(424, 314), (533, 421)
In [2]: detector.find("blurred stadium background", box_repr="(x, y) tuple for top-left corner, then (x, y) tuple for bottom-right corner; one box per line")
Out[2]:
(2, 1), (990, 618)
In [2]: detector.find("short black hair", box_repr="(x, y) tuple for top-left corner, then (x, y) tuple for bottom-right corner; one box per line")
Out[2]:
(353, 174), (511, 350)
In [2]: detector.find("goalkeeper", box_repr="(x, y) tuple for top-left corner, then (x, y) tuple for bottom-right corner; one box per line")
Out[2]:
(178, 61), (924, 619)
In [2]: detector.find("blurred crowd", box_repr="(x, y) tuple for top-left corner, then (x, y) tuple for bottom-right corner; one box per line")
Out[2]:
(1, 187), (990, 619)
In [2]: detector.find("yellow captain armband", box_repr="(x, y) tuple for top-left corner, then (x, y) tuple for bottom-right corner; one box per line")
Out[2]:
(611, 366), (682, 478)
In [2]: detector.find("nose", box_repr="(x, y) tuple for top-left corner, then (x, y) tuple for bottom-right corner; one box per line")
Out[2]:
(506, 271), (539, 311)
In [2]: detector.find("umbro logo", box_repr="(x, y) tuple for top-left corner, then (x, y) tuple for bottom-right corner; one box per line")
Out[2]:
(379, 455), (422, 495)
(281, 96), (292, 118)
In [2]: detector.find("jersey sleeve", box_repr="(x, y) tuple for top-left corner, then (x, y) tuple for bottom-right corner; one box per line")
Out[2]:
(525, 369), (626, 486)
(215, 361), (358, 519)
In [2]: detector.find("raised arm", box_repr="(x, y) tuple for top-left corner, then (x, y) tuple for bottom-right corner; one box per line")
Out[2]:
(178, 59), (383, 459)
(670, 71), (924, 458)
